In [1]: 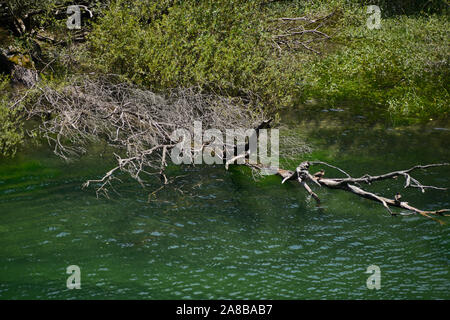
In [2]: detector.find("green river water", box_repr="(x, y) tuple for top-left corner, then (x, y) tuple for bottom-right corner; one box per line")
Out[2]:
(0, 111), (449, 299)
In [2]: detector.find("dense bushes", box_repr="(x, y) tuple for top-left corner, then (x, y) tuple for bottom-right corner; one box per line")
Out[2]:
(88, 0), (287, 104)
(0, 75), (24, 157)
(303, 12), (449, 121)
(351, 0), (448, 16)
(87, 0), (346, 108)
(87, 0), (449, 122)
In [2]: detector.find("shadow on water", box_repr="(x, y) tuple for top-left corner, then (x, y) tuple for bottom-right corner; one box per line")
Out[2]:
(0, 107), (449, 299)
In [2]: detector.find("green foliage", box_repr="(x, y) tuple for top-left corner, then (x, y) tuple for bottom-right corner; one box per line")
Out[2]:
(4, 0), (111, 53)
(0, 0), (447, 160)
(349, 0), (448, 16)
(88, 0), (340, 107)
(88, 0), (449, 123)
(0, 75), (24, 157)
(303, 13), (449, 122)
(88, 0), (304, 106)
(6, 0), (63, 32)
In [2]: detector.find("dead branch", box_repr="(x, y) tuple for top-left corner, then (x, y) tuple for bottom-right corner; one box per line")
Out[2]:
(21, 74), (267, 197)
(270, 11), (336, 54)
(262, 161), (449, 225)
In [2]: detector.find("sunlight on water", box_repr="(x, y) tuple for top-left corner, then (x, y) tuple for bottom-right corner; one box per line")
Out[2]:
(0, 116), (449, 299)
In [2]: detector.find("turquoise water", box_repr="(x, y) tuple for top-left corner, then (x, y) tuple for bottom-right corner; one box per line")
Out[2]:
(0, 115), (449, 299)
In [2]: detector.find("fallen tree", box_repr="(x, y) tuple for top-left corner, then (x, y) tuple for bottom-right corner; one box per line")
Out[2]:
(242, 160), (449, 225)
(234, 119), (449, 225)
(16, 75), (449, 224)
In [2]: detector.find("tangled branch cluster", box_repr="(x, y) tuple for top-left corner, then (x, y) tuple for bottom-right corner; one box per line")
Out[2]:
(25, 75), (266, 196)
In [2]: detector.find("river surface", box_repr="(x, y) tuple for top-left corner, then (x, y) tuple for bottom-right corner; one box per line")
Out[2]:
(0, 111), (449, 299)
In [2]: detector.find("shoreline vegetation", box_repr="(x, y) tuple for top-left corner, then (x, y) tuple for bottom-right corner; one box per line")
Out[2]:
(0, 0), (449, 158)
(0, 0), (448, 226)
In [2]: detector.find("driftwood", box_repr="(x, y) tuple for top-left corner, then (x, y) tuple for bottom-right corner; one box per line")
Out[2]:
(238, 160), (450, 225)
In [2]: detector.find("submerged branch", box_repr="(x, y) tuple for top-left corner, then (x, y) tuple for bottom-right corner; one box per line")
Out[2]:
(262, 161), (449, 225)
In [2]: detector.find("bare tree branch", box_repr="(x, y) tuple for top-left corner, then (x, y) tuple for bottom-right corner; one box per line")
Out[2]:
(247, 161), (449, 225)
(270, 11), (336, 54)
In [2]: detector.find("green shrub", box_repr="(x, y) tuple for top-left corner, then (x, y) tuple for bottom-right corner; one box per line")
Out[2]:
(349, 0), (448, 16)
(87, 0), (449, 123)
(88, 0), (305, 106)
(0, 75), (24, 157)
(302, 13), (449, 122)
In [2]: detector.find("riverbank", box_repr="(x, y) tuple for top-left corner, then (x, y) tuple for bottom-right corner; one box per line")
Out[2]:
(1, 1), (449, 161)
